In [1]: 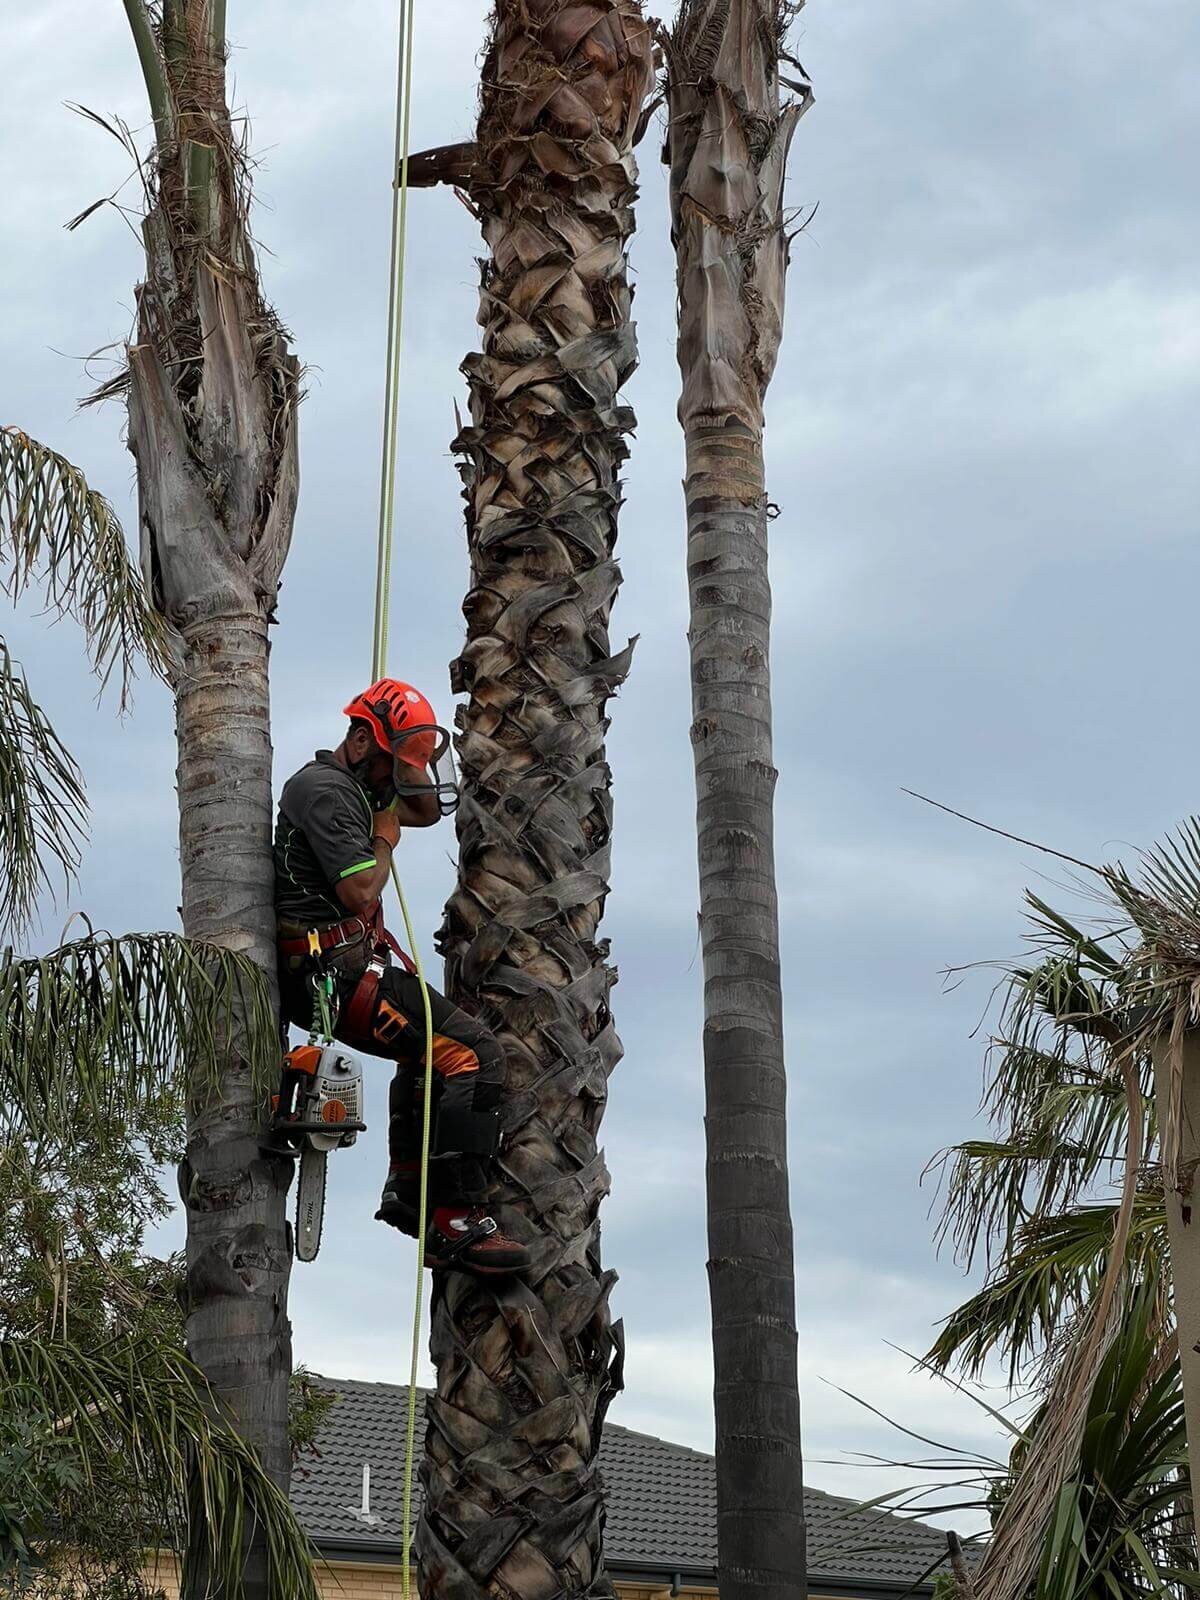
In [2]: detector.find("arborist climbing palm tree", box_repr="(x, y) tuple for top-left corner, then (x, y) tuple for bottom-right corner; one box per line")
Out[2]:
(273, 678), (532, 1275)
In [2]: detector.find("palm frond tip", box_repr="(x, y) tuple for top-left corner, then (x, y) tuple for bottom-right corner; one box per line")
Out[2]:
(0, 426), (171, 699)
(0, 637), (87, 939)
(2, 1335), (320, 1600)
(0, 932), (279, 1141)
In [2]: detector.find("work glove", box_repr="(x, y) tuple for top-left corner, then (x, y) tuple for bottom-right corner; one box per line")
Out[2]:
(372, 808), (402, 850)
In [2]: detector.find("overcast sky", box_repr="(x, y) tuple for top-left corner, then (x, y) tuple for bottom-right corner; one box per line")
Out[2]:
(4, 0), (1199, 1540)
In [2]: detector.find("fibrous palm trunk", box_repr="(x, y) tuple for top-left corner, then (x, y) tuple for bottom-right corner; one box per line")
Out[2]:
(411, 2), (654, 1593)
(121, 4), (300, 1594)
(664, 3), (810, 1596)
(1150, 1037), (1200, 1524)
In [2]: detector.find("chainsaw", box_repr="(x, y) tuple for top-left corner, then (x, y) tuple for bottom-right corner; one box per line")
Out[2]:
(268, 1043), (366, 1262)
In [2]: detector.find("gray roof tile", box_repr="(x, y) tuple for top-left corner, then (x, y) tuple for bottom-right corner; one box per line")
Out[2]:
(292, 1376), (962, 1594)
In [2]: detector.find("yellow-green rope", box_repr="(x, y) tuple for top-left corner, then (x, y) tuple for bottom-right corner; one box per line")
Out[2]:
(372, 0), (418, 679)
(370, 0), (428, 1595)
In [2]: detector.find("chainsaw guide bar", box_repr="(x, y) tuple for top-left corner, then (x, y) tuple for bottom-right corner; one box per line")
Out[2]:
(296, 1147), (328, 1263)
(269, 1043), (365, 1264)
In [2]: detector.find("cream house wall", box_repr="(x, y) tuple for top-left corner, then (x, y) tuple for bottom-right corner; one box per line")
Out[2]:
(140, 1555), (724, 1600)
(139, 1554), (887, 1600)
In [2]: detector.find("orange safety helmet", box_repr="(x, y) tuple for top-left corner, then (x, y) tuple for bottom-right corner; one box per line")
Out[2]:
(344, 680), (435, 763)
(343, 679), (459, 813)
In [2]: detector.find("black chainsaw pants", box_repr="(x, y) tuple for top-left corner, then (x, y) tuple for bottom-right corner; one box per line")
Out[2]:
(279, 960), (505, 1204)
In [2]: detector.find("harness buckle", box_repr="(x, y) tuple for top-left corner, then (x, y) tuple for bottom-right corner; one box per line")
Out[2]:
(436, 1214), (499, 1263)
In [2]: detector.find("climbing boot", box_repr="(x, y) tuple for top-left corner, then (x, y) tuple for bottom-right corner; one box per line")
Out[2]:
(375, 1163), (420, 1238)
(423, 1207), (532, 1276)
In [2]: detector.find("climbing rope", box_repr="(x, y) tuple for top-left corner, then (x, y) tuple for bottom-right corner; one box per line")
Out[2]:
(370, 0), (429, 1595)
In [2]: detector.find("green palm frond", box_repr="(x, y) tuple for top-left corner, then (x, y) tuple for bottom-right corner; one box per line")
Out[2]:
(928, 824), (1200, 1600)
(1022, 1282), (1191, 1600)
(0, 933), (278, 1142)
(854, 1284), (1191, 1600)
(0, 637), (87, 939)
(1132, 819), (1200, 923)
(931, 882), (1160, 1274)
(929, 1193), (1168, 1383)
(934, 1037), (1151, 1273)
(0, 426), (171, 699)
(1, 1335), (320, 1600)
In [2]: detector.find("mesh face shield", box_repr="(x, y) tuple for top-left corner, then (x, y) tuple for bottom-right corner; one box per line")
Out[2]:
(390, 724), (459, 816)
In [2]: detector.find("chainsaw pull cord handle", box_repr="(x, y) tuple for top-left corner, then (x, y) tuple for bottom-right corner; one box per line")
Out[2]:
(370, 0), (427, 1586)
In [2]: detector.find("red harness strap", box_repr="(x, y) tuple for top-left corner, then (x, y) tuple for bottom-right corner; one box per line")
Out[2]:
(342, 926), (417, 1042)
(278, 903), (415, 970)
(342, 914), (416, 1037)
(377, 918), (417, 974)
(342, 953), (387, 1043)
(278, 902), (416, 1046)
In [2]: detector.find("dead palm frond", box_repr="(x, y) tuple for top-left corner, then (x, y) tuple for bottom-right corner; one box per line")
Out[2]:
(0, 637), (87, 939)
(1022, 1281), (1190, 1599)
(971, 1071), (1143, 1600)
(846, 1281), (1191, 1599)
(0, 426), (171, 699)
(927, 817), (1200, 1600)
(1, 1334), (320, 1600)
(0, 932), (278, 1143)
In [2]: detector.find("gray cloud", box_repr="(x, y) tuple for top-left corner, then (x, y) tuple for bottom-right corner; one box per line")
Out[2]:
(4, 0), (1199, 1533)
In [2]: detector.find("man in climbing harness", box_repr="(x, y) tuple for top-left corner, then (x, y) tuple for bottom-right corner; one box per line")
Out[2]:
(273, 678), (531, 1276)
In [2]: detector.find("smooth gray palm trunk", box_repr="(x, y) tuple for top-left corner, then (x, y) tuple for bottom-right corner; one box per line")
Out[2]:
(129, 326), (298, 1597)
(665, 0), (810, 1593)
(121, 6), (302, 1588)
(173, 628), (292, 1600)
(172, 611), (291, 1490)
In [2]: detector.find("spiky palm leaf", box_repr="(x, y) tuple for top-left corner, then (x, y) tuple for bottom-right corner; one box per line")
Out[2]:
(1024, 1283), (1192, 1599)
(864, 1282), (1192, 1600)
(929, 826), (1200, 1600)
(0, 426), (170, 697)
(0, 932), (277, 1148)
(929, 1193), (1168, 1385)
(1, 1335), (320, 1600)
(939, 940), (1147, 1600)
(0, 636), (87, 940)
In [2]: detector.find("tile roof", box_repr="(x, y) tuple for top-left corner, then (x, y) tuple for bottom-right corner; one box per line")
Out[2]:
(292, 1376), (962, 1596)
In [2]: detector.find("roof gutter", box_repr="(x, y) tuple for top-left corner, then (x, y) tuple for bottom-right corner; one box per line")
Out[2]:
(313, 1541), (935, 1599)
(586, 1563), (935, 1600)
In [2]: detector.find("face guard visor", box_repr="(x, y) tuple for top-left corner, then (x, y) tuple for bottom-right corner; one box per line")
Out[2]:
(389, 723), (459, 816)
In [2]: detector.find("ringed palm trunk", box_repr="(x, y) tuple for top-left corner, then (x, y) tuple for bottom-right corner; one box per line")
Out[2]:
(664, 3), (811, 1596)
(120, 3), (300, 1591)
(411, 1), (653, 1593)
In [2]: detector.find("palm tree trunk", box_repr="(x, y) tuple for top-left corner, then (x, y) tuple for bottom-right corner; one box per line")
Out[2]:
(121, 3), (300, 1593)
(664, 4), (811, 1596)
(1151, 1034), (1200, 1517)
(413, 1), (653, 1593)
